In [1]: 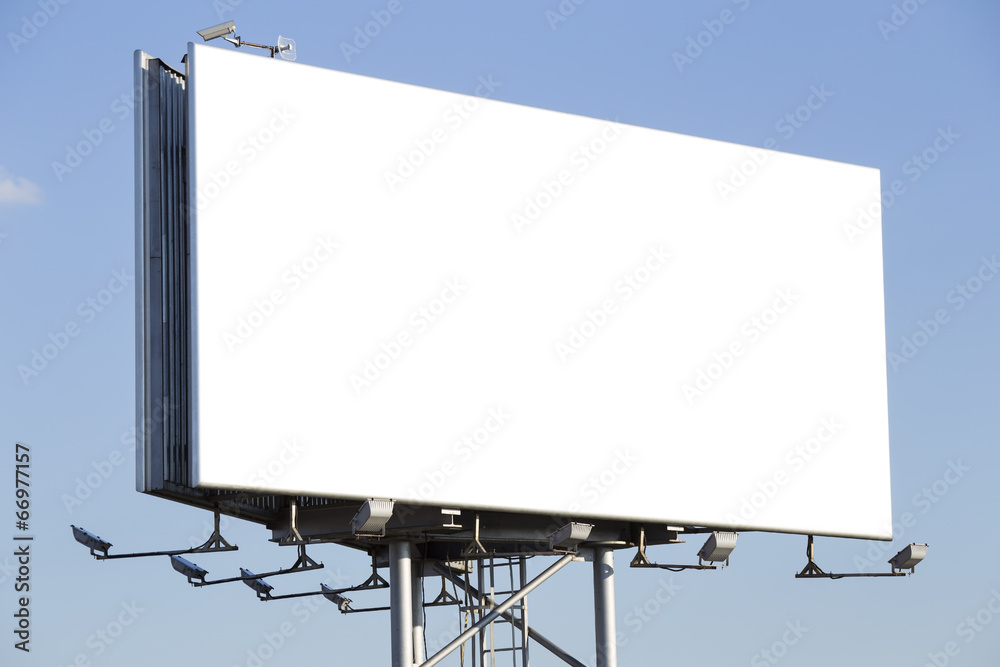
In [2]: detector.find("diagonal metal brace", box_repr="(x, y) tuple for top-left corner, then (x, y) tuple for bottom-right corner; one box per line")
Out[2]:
(422, 554), (575, 667)
(432, 559), (586, 667)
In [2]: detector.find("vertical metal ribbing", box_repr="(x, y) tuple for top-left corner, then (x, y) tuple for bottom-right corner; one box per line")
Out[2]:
(147, 63), (188, 487)
(176, 67), (190, 487)
(161, 66), (175, 484)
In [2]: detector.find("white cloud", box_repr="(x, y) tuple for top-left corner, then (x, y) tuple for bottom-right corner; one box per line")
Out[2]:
(0, 167), (42, 205)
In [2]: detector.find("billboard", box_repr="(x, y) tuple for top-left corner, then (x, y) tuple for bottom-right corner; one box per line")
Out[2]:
(185, 43), (890, 540)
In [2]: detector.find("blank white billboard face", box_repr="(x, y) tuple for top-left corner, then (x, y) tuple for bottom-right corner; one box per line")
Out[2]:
(187, 43), (891, 540)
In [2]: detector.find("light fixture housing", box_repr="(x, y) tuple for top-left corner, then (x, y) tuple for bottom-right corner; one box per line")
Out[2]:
(889, 543), (928, 572)
(241, 568), (274, 597)
(171, 555), (209, 583)
(548, 522), (594, 551)
(351, 499), (395, 536)
(321, 584), (353, 611)
(71, 525), (112, 556)
(276, 35), (296, 61)
(697, 531), (738, 564)
(197, 21), (236, 42)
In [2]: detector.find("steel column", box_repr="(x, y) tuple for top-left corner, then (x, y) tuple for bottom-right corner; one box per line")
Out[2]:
(519, 557), (530, 666)
(594, 547), (618, 667)
(411, 561), (425, 664)
(390, 542), (414, 667)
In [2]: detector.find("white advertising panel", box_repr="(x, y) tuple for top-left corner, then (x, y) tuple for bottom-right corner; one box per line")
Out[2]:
(187, 43), (891, 540)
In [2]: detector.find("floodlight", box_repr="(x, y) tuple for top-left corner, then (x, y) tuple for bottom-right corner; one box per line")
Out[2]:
(171, 545), (322, 593)
(70, 511), (237, 563)
(351, 499), (395, 536)
(195, 23), (297, 59)
(889, 543), (928, 572)
(321, 584), (353, 612)
(277, 35), (296, 61)
(241, 568), (274, 598)
(629, 525), (733, 571)
(197, 21), (236, 42)
(71, 525), (112, 556)
(171, 555), (209, 584)
(698, 531), (738, 564)
(796, 535), (928, 579)
(548, 522), (594, 551)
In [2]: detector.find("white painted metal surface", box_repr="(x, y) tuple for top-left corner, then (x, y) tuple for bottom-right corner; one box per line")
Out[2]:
(187, 43), (891, 540)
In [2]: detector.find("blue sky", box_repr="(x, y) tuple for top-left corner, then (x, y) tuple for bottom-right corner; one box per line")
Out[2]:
(2, 1), (998, 665)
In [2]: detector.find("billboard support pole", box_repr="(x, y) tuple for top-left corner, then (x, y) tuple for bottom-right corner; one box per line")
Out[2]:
(390, 541), (414, 667)
(411, 560), (426, 664)
(594, 546), (618, 667)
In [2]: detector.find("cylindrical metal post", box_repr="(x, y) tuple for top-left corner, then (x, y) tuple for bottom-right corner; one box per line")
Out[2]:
(411, 561), (425, 664)
(520, 557), (530, 666)
(594, 547), (618, 667)
(390, 542), (414, 667)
